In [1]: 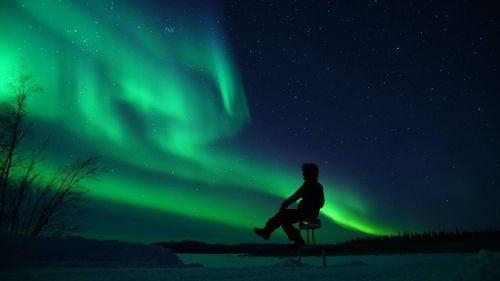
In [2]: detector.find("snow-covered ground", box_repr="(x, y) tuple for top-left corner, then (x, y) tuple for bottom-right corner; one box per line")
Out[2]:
(2, 251), (500, 281)
(0, 234), (182, 267)
(1, 234), (499, 280)
(178, 252), (482, 267)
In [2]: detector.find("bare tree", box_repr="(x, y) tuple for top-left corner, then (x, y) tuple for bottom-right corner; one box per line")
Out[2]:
(24, 157), (99, 235)
(0, 63), (41, 230)
(0, 64), (99, 235)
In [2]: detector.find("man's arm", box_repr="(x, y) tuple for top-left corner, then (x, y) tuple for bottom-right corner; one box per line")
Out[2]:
(280, 186), (303, 210)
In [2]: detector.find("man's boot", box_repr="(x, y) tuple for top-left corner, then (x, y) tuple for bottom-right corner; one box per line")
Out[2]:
(253, 227), (270, 240)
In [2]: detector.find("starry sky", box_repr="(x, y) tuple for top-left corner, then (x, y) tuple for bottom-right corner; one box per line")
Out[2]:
(1, 0), (499, 244)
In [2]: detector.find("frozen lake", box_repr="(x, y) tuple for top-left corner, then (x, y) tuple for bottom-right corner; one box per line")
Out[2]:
(178, 252), (470, 267)
(2, 251), (499, 281)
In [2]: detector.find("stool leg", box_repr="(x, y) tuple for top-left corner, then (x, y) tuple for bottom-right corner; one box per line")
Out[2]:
(306, 229), (310, 244)
(298, 248), (302, 266)
(312, 229), (315, 245)
(322, 249), (326, 267)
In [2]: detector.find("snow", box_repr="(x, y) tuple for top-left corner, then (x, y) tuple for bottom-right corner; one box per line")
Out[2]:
(0, 233), (183, 267)
(1, 252), (500, 281)
(1, 234), (499, 280)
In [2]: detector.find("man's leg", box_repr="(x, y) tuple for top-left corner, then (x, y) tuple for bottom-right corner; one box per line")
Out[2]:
(255, 209), (285, 240)
(255, 209), (303, 242)
(279, 210), (306, 246)
(267, 209), (299, 231)
(282, 223), (302, 241)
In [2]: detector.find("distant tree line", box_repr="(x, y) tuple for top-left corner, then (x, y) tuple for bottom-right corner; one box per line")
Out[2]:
(326, 229), (500, 255)
(156, 230), (500, 256)
(0, 64), (99, 236)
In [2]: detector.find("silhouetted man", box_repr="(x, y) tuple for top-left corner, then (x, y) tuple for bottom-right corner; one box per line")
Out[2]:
(254, 163), (324, 248)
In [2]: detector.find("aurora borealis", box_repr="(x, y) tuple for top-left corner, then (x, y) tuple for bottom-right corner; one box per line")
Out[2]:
(1, 0), (500, 243)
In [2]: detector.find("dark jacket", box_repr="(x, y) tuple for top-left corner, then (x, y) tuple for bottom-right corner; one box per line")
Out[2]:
(282, 180), (325, 219)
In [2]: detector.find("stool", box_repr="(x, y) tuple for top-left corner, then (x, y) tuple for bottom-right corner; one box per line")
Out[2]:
(298, 218), (326, 267)
(299, 218), (321, 245)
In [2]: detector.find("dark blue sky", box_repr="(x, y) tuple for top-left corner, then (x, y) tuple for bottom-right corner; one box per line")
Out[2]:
(221, 0), (500, 230)
(2, 0), (499, 243)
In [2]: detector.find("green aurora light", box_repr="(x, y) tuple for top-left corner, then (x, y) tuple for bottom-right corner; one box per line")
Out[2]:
(0, 0), (394, 242)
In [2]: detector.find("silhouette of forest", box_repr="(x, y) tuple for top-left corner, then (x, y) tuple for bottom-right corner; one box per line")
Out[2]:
(155, 230), (500, 256)
(323, 229), (500, 255)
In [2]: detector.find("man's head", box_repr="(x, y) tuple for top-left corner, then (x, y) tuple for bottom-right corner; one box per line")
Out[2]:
(302, 163), (319, 181)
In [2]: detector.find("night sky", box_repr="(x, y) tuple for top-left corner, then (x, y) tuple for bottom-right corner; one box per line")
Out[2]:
(1, 0), (499, 244)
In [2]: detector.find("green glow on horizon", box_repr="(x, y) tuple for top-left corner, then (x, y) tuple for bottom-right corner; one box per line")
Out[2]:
(0, 0), (394, 240)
